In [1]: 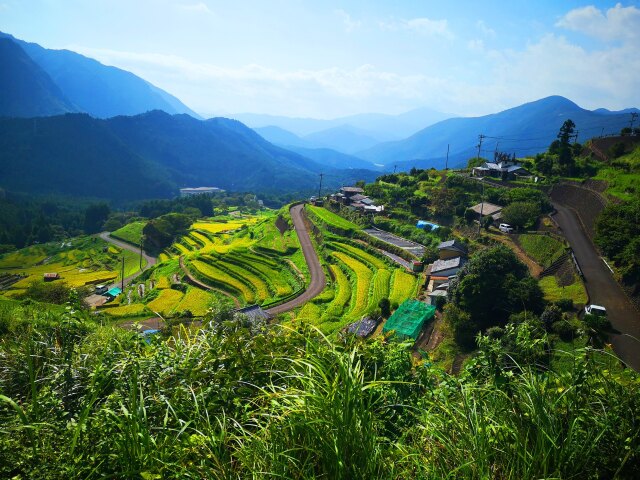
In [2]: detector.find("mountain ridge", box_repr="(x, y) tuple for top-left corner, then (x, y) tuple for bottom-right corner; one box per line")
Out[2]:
(0, 31), (200, 119)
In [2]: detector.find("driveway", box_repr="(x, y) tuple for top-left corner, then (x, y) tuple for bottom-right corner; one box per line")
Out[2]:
(552, 203), (640, 370)
(267, 204), (326, 315)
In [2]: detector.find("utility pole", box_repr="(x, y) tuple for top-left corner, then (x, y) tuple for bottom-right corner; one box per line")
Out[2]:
(445, 144), (450, 170)
(121, 256), (125, 291)
(477, 134), (485, 161)
(393, 164), (397, 174)
(601, 127), (605, 138)
(573, 130), (579, 144)
(494, 141), (500, 159)
(317, 173), (324, 199)
(139, 236), (144, 270)
(630, 112), (638, 130)
(477, 178), (485, 235)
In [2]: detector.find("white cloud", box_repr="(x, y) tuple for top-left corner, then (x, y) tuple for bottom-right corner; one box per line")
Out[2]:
(379, 17), (453, 39)
(556, 3), (640, 42)
(335, 9), (361, 33)
(467, 39), (485, 52)
(177, 2), (212, 15)
(476, 20), (495, 38)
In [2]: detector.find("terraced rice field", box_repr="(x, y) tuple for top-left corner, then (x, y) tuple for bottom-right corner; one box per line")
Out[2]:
(0, 237), (143, 299)
(294, 240), (420, 333)
(190, 258), (256, 304)
(389, 270), (419, 306)
(147, 288), (184, 315)
(306, 205), (360, 232)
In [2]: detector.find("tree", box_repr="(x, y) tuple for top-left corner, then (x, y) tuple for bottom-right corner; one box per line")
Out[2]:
(378, 298), (391, 318)
(448, 246), (544, 335)
(557, 119), (576, 172)
(501, 202), (540, 229)
(83, 203), (110, 234)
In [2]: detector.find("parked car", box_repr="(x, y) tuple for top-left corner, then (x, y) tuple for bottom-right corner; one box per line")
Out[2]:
(585, 304), (607, 317)
(499, 223), (514, 233)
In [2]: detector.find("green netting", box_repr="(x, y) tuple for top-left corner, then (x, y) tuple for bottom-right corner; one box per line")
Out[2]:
(383, 300), (436, 340)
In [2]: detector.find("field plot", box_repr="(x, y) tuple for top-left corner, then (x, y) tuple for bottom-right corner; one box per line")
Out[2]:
(518, 234), (566, 268)
(293, 238), (420, 334)
(110, 222), (145, 245)
(306, 205), (360, 233)
(0, 237), (141, 298)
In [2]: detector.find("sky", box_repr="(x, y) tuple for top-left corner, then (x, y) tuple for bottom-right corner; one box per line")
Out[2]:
(1, 0), (639, 118)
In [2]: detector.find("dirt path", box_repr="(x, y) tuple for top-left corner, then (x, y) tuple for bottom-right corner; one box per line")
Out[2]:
(552, 203), (640, 371)
(267, 204), (326, 315)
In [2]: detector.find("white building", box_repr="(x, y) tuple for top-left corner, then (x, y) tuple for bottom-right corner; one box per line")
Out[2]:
(179, 187), (224, 197)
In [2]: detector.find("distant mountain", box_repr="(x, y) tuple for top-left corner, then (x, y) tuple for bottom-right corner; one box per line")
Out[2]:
(286, 146), (382, 171)
(0, 38), (76, 117)
(0, 31), (199, 118)
(593, 107), (640, 115)
(230, 106), (452, 140)
(303, 125), (384, 154)
(359, 96), (638, 170)
(254, 126), (311, 148)
(0, 112), (376, 202)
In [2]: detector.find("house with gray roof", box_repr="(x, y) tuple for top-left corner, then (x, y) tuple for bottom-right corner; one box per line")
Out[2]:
(438, 240), (468, 259)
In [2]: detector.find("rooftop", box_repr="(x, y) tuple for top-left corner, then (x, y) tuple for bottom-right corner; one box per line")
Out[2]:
(438, 239), (468, 253)
(346, 317), (379, 337)
(469, 202), (503, 216)
(236, 305), (272, 322)
(431, 256), (465, 274)
(340, 186), (364, 194)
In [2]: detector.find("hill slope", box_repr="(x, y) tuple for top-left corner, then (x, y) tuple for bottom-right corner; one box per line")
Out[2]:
(0, 38), (76, 117)
(0, 112), (376, 201)
(359, 96), (637, 170)
(0, 31), (199, 118)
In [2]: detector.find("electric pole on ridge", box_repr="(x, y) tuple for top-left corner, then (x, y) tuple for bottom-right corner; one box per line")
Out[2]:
(317, 173), (324, 199)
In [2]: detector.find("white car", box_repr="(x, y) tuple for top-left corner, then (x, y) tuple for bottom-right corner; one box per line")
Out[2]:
(585, 304), (607, 317)
(499, 223), (514, 233)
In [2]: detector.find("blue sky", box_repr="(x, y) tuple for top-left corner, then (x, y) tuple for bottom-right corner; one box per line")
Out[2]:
(1, 1), (639, 117)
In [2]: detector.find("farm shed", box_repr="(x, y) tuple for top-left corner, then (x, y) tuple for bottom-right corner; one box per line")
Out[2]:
(43, 273), (60, 281)
(383, 300), (436, 340)
(106, 287), (122, 298)
(347, 317), (379, 338)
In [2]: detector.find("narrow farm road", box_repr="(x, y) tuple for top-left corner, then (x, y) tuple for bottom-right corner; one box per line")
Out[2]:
(267, 203), (326, 315)
(98, 231), (157, 288)
(552, 203), (640, 371)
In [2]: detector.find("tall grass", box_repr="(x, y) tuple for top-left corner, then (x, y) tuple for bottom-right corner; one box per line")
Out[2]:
(0, 304), (638, 479)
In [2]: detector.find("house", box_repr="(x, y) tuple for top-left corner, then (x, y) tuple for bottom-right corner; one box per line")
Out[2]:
(472, 156), (531, 180)
(437, 240), (468, 260)
(179, 187), (223, 197)
(430, 256), (466, 278)
(43, 273), (60, 281)
(469, 201), (503, 221)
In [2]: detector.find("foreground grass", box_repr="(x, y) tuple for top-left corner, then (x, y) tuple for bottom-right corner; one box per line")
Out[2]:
(1, 303), (638, 479)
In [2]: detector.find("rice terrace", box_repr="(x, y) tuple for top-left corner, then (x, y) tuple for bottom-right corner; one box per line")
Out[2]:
(2, 2), (640, 478)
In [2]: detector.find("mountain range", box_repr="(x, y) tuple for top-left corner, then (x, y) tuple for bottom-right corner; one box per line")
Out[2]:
(357, 96), (639, 170)
(0, 32), (198, 119)
(0, 111), (377, 202)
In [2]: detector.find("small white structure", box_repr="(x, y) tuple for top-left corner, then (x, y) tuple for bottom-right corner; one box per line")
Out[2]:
(180, 187), (224, 197)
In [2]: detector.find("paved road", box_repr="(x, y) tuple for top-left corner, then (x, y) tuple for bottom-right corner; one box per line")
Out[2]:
(98, 232), (157, 289)
(267, 204), (326, 315)
(552, 203), (640, 370)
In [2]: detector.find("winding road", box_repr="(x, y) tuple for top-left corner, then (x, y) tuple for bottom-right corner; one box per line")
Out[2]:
(552, 203), (640, 371)
(266, 203), (326, 315)
(98, 232), (157, 289)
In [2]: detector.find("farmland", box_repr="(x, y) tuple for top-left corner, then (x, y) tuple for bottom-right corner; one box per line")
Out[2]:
(0, 237), (144, 298)
(110, 221), (145, 245)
